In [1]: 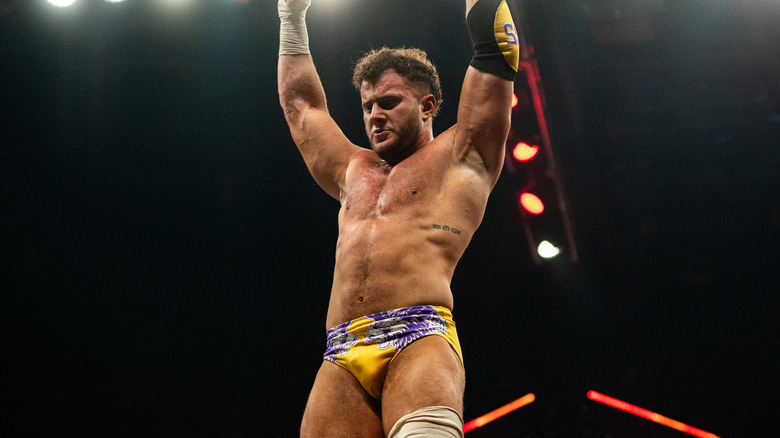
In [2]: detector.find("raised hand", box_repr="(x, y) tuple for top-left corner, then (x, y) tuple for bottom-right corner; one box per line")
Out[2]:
(278, 0), (311, 17)
(278, 0), (312, 55)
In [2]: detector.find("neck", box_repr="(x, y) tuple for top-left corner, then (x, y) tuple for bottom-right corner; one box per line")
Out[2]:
(383, 124), (434, 165)
(384, 137), (431, 166)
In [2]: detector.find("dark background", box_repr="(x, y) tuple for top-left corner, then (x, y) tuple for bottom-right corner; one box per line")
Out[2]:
(2, 0), (778, 436)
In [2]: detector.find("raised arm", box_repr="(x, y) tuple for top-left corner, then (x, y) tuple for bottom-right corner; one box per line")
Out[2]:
(277, 0), (358, 200)
(455, 0), (519, 184)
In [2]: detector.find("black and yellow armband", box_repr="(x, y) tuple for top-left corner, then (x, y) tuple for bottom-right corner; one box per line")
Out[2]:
(467, 0), (520, 81)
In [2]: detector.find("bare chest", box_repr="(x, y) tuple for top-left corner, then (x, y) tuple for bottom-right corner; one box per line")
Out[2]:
(341, 160), (443, 220)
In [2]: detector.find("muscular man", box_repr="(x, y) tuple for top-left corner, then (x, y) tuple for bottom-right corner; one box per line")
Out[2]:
(277, 0), (519, 436)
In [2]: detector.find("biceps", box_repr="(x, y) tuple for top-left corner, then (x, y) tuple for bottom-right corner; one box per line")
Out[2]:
(289, 107), (358, 199)
(456, 67), (514, 170)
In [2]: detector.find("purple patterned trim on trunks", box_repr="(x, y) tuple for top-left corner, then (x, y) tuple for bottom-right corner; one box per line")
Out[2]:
(323, 320), (360, 361)
(323, 305), (447, 363)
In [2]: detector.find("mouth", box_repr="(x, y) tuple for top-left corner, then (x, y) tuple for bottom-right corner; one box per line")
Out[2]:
(373, 129), (390, 142)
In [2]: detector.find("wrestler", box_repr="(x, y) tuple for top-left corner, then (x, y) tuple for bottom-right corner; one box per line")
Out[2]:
(277, 0), (519, 436)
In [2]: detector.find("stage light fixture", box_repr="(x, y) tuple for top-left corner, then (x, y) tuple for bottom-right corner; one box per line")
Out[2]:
(588, 390), (721, 438)
(502, 19), (579, 265)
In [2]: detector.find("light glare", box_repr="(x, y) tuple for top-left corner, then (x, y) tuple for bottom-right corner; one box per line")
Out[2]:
(463, 393), (535, 433)
(519, 192), (544, 215)
(512, 141), (539, 162)
(587, 391), (720, 438)
(48, 0), (76, 6)
(537, 241), (560, 259)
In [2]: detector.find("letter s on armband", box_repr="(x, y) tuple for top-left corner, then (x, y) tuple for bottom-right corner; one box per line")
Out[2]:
(466, 0), (520, 81)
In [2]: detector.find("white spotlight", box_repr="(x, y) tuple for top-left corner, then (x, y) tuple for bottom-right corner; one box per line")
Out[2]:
(48, 0), (77, 6)
(537, 240), (561, 259)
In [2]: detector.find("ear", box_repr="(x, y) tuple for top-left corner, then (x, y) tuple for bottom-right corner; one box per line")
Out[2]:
(420, 94), (437, 121)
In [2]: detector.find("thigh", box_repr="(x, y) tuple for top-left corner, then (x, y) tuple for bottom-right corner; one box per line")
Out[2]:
(300, 361), (384, 438)
(380, 335), (466, 435)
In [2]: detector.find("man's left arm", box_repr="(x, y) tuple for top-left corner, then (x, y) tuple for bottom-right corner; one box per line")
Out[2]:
(454, 0), (520, 183)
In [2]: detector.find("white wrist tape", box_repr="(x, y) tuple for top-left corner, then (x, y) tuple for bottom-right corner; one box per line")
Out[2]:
(278, 0), (312, 55)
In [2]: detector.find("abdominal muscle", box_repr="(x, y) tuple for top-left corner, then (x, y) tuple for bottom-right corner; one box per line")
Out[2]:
(323, 148), (488, 329)
(325, 217), (461, 328)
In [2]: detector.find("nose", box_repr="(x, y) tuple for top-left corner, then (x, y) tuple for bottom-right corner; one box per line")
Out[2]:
(368, 103), (386, 126)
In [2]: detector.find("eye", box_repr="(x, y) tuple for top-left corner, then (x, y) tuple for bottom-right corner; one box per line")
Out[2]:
(379, 97), (400, 110)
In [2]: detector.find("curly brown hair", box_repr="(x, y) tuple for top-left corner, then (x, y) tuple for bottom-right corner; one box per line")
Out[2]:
(352, 47), (443, 117)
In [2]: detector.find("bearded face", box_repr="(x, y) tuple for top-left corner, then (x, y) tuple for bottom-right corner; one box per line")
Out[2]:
(360, 70), (433, 163)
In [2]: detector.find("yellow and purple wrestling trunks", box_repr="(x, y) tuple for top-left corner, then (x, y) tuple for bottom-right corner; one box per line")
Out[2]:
(323, 304), (464, 400)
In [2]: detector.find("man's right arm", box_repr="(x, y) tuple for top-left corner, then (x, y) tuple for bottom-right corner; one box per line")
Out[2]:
(277, 0), (357, 200)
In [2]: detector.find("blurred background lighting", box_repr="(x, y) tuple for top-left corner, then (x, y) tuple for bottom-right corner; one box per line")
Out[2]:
(48, 0), (76, 6)
(512, 141), (539, 162)
(537, 240), (560, 259)
(463, 393), (535, 433)
(519, 192), (544, 214)
(588, 391), (721, 438)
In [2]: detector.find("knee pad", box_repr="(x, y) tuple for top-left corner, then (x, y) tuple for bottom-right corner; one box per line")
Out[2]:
(387, 406), (464, 438)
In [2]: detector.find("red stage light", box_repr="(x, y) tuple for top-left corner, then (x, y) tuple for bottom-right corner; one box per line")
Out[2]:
(511, 93), (518, 108)
(520, 192), (544, 214)
(587, 391), (720, 438)
(463, 393), (535, 433)
(512, 141), (539, 162)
